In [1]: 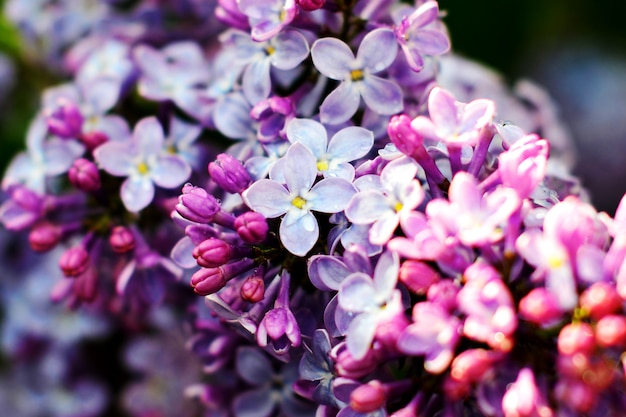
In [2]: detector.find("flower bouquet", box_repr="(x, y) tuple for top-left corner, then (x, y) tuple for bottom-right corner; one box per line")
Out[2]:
(1, 0), (625, 416)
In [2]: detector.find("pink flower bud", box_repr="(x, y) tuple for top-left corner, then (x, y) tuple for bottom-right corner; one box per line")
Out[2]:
(554, 378), (595, 413)
(297, 0), (325, 12)
(350, 381), (387, 413)
(558, 323), (595, 355)
(59, 246), (89, 277)
(191, 267), (229, 295)
(240, 275), (265, 302)
(28, 222), (61, 252)
(427, 280), (459, 312)
(595, 315), (626, 347)
(398, 259), (440, 294)
(44, 97), (84, 138)
(450, 348), (500, 384)
(208, 153), (251, 194)
(80, 131), (108, 150)
(109, 226), (135, 253)
(193, 238), (233, 268)
(68, 158), (101, 192)
(580, 282), (622, 320)
(234, 211), (268, 244)
(518, 288), (563, 325)
(387, 114), (424, 156)
(331, 342), (379, 379)
(176, 184), (220, 223)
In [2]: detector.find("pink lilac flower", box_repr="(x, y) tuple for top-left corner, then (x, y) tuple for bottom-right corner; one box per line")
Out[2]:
(242, 142), (356, 256)
(93, 116), (191, 212)
(311, 28), (403, 125)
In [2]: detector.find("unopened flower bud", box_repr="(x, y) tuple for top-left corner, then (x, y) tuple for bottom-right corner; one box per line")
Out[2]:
(580, 282), (622, 320)
(388, 114), (424, 156)
(450, 348), (500, 384)
(208, 153), (251, 194)
(297, 0), (325, 11)
(350, 381), (387, 413)
(234, 211), (268, 244)
(176, 184), (220, 223)
(109, 226), (135, 253)
(331, 342), (379, 379)
(59, 246), (89, 277)
(193, 238), (233, 268)
(398, 259), (440, 294)
(68, 158), (101, 192)
(241, 274), (265, 302)
(554, 378), (595, 413)
(28, 222), (62, 252)
(519, 288), (563, 325)
(215, 0), (249, 29)
(595, 315), (626, 347)
(558, 323), (595, 355)
(80, 131), (108, 150)
(45, 97), (84, 138)
(427, 280), (459, 312)
(190, 259), (255, 295)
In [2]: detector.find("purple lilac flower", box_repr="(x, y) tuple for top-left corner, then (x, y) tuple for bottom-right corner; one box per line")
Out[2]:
(238, 0), (297, 42)
(311, 28), (403, 125)
(93, 116), (192, 212)
(393, 1), (450, 72)
(242, 142), (356, 256)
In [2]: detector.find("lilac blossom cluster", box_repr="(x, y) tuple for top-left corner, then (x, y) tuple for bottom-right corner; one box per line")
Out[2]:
(2, 1), (626, 417)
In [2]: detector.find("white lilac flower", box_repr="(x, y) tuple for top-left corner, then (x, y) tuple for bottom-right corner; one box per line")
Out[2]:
(93, 116), (191, 212)
(311, 28), (403, 125)
(242, 142), (356, 256)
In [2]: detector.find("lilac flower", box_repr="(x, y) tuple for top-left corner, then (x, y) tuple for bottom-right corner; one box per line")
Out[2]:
(94, 116), (192, 212)
(238, 0), (297, 41)
(224, 29), (309, 104)
(345, 157), (424, 245)
(311, 28), (403, 125)
(242, 142), (356, 256)
(396, 301), (461, 374)
(501, 368), (554, 417)
(75, 38), (134, 89)
(284, 118), (374, 181)
(164, 116), (204, 170)
(298, 329), (343, 408)
(426, 172), (521, 247)
(336, 250), (402, 359)
(393, 1), (450, 71)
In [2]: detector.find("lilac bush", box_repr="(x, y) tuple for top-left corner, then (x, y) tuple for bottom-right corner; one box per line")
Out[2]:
(2, 1), (626, 417)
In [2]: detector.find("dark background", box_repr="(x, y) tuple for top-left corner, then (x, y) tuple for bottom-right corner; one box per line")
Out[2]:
(2, 0), (626, 213)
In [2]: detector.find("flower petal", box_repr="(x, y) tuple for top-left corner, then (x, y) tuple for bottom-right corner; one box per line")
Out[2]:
(319, 82), (360, 125)
(120, 176), (155, 212)
(286, 118), (328, 158)
(280, 210), (319, 256)
(151, 155), (191, 188)
(357, 28), (398, 74)
(360, 75), (403, 116)
(242, 179), (291, 218)
(308, 178), (356, 213)
(243, 58), (272, 105)
(311, 37), (354, 80)
(327, 126), (374, 163)
(283, 142), (317, 196)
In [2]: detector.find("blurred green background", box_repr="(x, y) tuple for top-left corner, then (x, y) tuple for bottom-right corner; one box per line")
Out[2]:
(1, 0), (626, 212)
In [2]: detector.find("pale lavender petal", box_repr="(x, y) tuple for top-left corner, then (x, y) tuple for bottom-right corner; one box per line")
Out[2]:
(319, 82), (360, 125)
(93, 115), (131, 142)
(280, 210), (318, 256)
(311, 37), (354, 80)
(271, 30), (310, 70)
(327, 126), (374, 163)
(236, 346), (274, 385)
(357, 28), (398, 74)
(214, 92), (255, 140)
(408, 1), (439, 27)
(346, 312), (377, 360)
(82, 77), (120, 113)
(170, 236), (197, 268)
(284, 142), (317, 196)
(243, 58), (272, 105)
(43, 139), (84, 176)
(459, 98), (495, 132)
(151, 155), (191, 188)
(308, 255), (351, 291)
(121, 176), (155, 212)
(369, 213), (400, 245)
(242, 179), (292, 218)
(428, 87), (459, 132)
(286, 118), (328, 158)
(372, 250), (399, 298)
(134, 117), (165, 156)
(339, 273), (377, 312)
(233, 388), (275, 417)
(411, 29), (450, 55)
(93, 141), (134, 176)
(448, 172), (481, 210)
(410, 115), (439, 140)
(345, 190), (392, 224)
(360, 76), (403, 116)
(309, 178), (356, 213)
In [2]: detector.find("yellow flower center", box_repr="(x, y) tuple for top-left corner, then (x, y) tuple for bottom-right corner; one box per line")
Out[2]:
(166, 144), (177, 154)
(394, 202), (403, 212)
(266, 45), (276, 55)
(137, 161), (150, 175)
(547, 254), (565, 269)
(350, 69), (364, 82)
(316, 160), (329, 171)
(291, 196), (307, 209)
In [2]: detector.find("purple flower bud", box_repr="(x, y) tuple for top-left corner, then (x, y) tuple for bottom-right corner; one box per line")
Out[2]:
(80, 131), (108, 150)
(331, 342), (380, 379)
(518, 288), (562, 325)
(208, 153), (251, 194)
(0, 186), (45, 231)
(240, 274), (265, 302)
(28, 222), (62, 252)
(350, 381), (387, 413)
(109, 225), (135, 253)
(398, 260), (440, 295)
(388, 114), (423, 156)
(234, 211), (268, 244)
(176, 184), (220, 223)
(426, 280), (459, 312)
(44, 97), (84, 138)
(579, 282), (622, 320)
(215, 0), (249, 30)
(449, 348), (500, 385)
(554, 378), (595, 413)
(193, 238), (233, 268)
(297, 0), (325, 11)
(595, 315), (626, 347)
(191, 258), (255, 295)
(59, 245), (90, 277)
(558, 323), (595, 355)
(68, 158), (101, 192)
